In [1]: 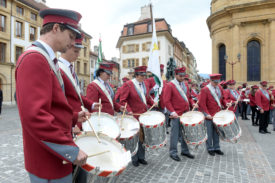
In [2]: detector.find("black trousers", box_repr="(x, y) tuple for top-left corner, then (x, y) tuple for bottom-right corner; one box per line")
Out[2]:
(0, 102), (2, 114)
(259, 110), (269, 131)
(251, 106), (259, 125)
(241, 102), (248, 119)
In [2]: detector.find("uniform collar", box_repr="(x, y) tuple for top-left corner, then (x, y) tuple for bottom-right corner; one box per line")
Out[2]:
(37, 40), (56, 61)
(59, 57), (71, 68)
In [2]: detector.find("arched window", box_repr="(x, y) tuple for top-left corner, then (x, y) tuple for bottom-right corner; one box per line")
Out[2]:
(218, 44), (226, 80)
(247, 40), (261, 81)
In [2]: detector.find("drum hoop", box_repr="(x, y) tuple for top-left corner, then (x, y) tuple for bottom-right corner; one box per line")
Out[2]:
(116, 115), (140, 139)
(180, 111), (205, 125)
(119, 130), (139, 140)
(144, 138), (167, 149)
(74, 132), (128, 177)
(213, 110), (235, 126)
(139, 111), (165, 128)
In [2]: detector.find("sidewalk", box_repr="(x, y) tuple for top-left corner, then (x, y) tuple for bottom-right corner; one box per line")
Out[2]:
(0, 106), (274, 183)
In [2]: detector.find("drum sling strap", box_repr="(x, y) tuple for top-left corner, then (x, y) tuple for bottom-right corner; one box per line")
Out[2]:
(93, 79), (114, 108)
(206, 84), (222, 109)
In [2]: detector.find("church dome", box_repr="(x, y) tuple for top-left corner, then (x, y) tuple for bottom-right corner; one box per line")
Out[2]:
(211, 0), (263, 14)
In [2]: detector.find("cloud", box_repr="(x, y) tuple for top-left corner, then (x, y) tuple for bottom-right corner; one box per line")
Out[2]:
(46, 0), (212, 73)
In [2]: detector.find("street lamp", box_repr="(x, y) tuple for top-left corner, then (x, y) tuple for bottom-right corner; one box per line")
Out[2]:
(224, 53), (241, 80)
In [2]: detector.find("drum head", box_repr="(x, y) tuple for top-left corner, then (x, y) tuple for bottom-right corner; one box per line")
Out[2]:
(180, 111), (204, 125)
(82, 112), (120, 139)
(116, 115), (140, 138)
(139, 111), (165, 126)
(75, 132), (131, 172)
(213, 110), (235, 125)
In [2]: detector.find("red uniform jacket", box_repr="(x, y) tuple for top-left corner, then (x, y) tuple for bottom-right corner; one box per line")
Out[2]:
(114, 86), (122, 103)
(255, 88), (270, 111)
(224, 89), (240, 112)
(271, 90), (275, 110)
(191, 88), (199, 102)
(164, 81), (194, 115)
(60, 69), (94, 129)
(16, 50), (79, 179)
(198, 85), (225, 116)
(86, 82), (121, 115)
(119, 80), (154, 119)
(249, 93), (257, 107)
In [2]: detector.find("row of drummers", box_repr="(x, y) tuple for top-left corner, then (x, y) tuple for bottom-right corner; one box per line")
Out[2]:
(75, 64), (243, 177)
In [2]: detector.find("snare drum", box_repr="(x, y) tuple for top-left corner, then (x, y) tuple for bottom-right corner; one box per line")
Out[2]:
(75, 132), (131, 183)
(116, 115), (140, 157)
(82, 112), (121, 139)
(213, 110), (242, 143)
(180, 111), (207, 145)
(139, 111), (167, 149)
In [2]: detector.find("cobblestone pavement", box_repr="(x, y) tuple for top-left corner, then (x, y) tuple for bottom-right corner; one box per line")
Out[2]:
(0, 106), (275, 183)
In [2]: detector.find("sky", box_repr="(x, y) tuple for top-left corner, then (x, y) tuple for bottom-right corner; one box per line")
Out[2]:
(46, 0), (212, 74)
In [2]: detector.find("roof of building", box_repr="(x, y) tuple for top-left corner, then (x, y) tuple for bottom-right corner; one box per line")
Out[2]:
(18, 0), (48, 11)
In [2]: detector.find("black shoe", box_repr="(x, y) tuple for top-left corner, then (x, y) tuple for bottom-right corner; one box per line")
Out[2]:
(181, 152), (194, 159)
(273, 128), (275, 131)
(208, 151), (215, 156)
(138, 159), (148, 165)
(132, 161), (139, 167)
(264, 130), (271, 134)
(170, 155), (181, 161)
(255, 123), (259, 126)
(166, 131), (169, 134)
(214, 150), (224, 155)
(244, 118), (250, 120)
(259, 130), (266, 134)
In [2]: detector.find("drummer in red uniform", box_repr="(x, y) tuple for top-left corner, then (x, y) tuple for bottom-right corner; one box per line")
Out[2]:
(164, 67), (195, 161)
(16, 8), (90, 182)
(86, 64), (124, 115)
(256, 81), (271, 134)
(224, 80), (240, 119)
(249, 85), (259, 126)
(198, 74), (227, 156)
(58, 34), (101, 131)
(119, 66), (156, 167)
(114, 77), (129, 103)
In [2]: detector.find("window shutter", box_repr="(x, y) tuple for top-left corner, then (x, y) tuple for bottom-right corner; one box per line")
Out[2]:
(122, 46), (126, 53)
(158, 41), (160, 50)
(135, 44), (139, 52)
(142, 58), (145, 66)
(142, 43), (145, 51)
(135, 58), (139, 66)
(123, 60), (127, 68)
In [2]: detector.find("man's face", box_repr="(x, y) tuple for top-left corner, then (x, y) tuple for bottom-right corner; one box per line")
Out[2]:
(229, 84), (235, 89)
(210, 80), (219, 87)
(56, 25), (76, 53)
(175, 74), (185, 82)
(71, 47), (81, 61)
(100, 71), (111, 81)
(136, 74), (146, 82)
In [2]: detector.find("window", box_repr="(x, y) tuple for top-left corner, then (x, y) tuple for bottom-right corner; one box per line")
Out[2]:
(77, 61), (80, 74)
(84, 47), (87, 57)
(15, 21), (23, 38)
(247, 40), (261, 81)
(84, 63), (87, 75)
(31, 12), (37, 21)
(16, 6), (24, 15)
(0, 14), (6, 32)
(123, 58), (139, 68)
(127, 25), (134, 35)
(91, 60), (94, 68)
(142, 57), (149, 66)
(128, 45), (135, 53)
(29, 26), (36, 41)
(218, 44), (226, 80)
(0, 42), (6, 63)
(168, 45), (172, 56)
(0, 0), (6, 8)
(148, 22), (152, 32)
(15, 46), (23, 63)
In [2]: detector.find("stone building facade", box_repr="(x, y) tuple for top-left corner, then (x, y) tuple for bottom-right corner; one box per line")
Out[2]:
(207, 0), (275, 85)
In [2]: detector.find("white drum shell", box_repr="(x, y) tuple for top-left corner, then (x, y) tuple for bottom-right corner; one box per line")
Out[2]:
(213, 110), (242, 142)
(180, 111), (207, 145)
(139, 111), (167, 149)
(116, 115), (140, 156)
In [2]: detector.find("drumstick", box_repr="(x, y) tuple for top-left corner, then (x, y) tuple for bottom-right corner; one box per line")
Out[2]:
(98, 98), (102, 130)
(62, 150), (110, 164)
(120, 103), (127, 130)
(191, 100), (199, 112)
(233, 95), (241, 110)
(87, 150), (110, 158)
(148, 102), (157, 112)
